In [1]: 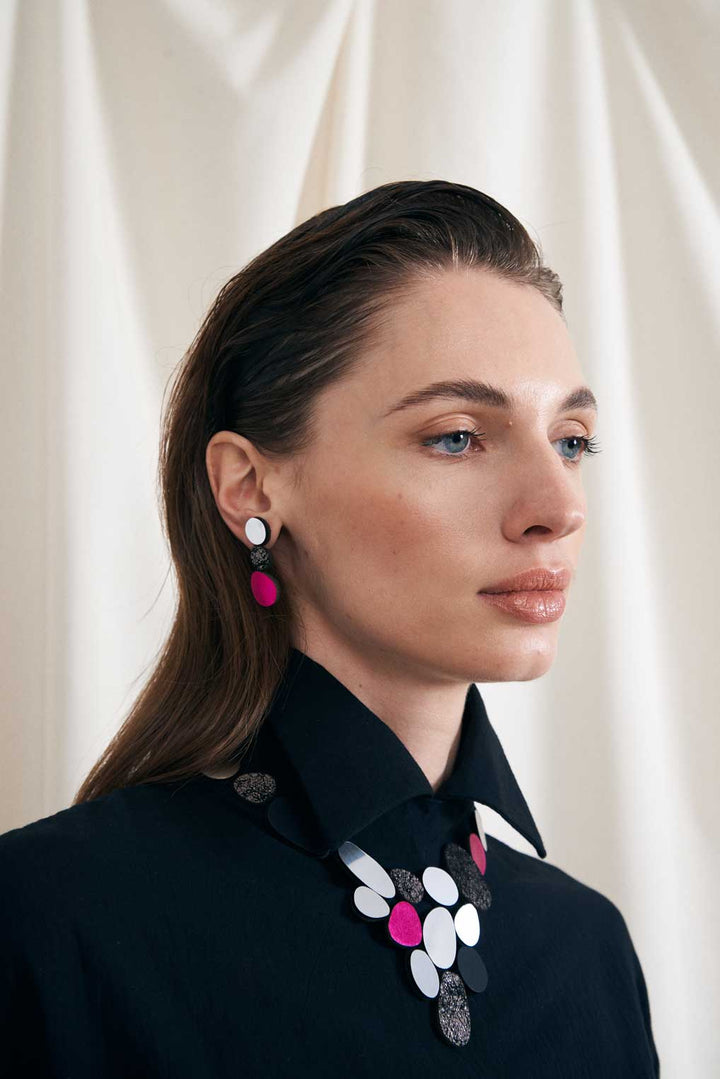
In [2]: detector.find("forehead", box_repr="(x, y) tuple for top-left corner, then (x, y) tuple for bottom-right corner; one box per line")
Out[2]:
(350, 268), (583, 413)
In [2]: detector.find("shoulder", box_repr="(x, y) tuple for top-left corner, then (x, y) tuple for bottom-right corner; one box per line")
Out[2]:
(489, 837), (659, 1069)
(0, 780), (175, 864)
(0, 777), (240, 925)
(0, 771), (276, 885)
(0, 786), (149, 913)
(488, 834), (636, 945)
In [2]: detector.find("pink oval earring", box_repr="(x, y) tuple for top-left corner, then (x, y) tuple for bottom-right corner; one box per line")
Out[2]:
(245, 516), (281, 607)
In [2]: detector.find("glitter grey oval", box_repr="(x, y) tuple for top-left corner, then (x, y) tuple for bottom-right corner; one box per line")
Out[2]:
(388, 868), (425, 904)
(352, 885), (390, 920)
(249, 545), (271, 571)
(409, 948), (439, 999)
(456, 945), (488, 993)
(422, 866), (459, 906)
(423, 905), (456, 969)
(337, 841), (396, 899)
(454, 902), (480, 947)
(232, 772), (277, 804)
(437, 970), (471, 1047)
(443, 842), (492, 911)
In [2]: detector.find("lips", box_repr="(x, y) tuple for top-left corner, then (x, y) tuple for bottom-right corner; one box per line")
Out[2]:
(479, 566), (571, 594)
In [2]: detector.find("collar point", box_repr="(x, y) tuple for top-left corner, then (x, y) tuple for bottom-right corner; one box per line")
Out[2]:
(265, 795), (332, 858)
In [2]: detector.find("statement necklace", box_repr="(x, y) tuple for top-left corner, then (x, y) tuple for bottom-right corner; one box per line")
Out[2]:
(232, 770), (491, 1049)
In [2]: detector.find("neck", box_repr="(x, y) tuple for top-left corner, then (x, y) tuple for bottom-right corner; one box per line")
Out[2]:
(292, 639), (469, 793)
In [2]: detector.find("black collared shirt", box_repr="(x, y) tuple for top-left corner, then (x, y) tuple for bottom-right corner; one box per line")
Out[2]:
(0, 647), (660, 1077)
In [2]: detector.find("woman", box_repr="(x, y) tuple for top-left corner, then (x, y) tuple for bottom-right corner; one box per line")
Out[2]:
(0, 180), (660, 1076)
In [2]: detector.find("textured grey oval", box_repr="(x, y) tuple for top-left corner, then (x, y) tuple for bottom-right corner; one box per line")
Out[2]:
(337, 841), (396, 899)
(442, 842), (492, 911)
(388, 868), (425, 904)
(423, 905), (457, 969)
(232, 772), (277, 804)
(437, 970), (471, 1047)
(409, 948), (440, 999)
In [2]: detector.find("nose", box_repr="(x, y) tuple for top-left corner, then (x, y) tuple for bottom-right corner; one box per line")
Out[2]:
(501, 444), (587, 542)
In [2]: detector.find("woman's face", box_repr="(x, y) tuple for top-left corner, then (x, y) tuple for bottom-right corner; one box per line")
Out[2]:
(267, 268), (595, 684)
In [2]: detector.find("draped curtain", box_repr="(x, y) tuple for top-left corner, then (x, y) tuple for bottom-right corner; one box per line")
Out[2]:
(2, 1), (718, 1074)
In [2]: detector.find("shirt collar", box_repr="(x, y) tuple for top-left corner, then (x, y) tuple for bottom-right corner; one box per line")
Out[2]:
(263, 647), (547, 860)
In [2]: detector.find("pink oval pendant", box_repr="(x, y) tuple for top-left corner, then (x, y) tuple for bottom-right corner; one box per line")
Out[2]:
(388, 900), (422, 947)
(250, 571), (278, 607)
(469, 832), (486, 875)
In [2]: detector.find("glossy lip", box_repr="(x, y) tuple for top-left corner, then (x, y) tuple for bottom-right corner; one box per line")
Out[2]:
(478, 589), (567, 624)
(479, 565), (572, 594)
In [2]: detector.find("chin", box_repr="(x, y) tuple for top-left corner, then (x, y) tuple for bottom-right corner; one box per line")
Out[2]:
(472, 642), (557, 683)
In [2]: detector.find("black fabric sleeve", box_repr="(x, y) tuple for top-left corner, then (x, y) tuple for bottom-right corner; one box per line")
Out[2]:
(628, 930), (661, 1076)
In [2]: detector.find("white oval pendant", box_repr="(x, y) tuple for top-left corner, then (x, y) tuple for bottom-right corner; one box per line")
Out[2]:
(423, 905), (457, 969)
(422, 865), (459, 906)
(454, 902), (480, 946)
(409, 948), (440, 998)
(352, 885), (390, 920)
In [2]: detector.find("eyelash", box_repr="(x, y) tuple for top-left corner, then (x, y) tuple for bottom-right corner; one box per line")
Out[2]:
(421, 428), (602, 465)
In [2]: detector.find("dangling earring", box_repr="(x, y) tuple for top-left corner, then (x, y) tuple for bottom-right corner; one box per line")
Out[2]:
(245, 516), (281, 607)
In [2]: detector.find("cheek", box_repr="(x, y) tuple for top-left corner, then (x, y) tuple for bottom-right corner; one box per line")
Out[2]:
(312, 477), (472, 585)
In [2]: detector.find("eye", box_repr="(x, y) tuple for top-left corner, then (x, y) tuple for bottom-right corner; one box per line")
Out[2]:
(421, 428), (487, 457)
(555, 435), (602, 465)
(421, 429), (603, 463)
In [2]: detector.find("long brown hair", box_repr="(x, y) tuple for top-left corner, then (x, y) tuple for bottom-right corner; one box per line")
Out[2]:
(73, 179), (564, 805)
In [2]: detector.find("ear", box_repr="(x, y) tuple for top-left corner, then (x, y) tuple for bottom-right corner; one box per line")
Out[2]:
(205, 431), (281, 548)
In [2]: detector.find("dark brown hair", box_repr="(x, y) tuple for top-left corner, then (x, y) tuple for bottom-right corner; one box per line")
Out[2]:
(73, 179), (564, 805)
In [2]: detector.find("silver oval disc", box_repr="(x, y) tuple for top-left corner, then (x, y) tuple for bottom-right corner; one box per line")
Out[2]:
(337, 840), (396, 899)
(409, 948), (440, 998)
(244, 517), (268, 545)
(473, 802), (488, 851)
(454, 902), (480, 946)
(422, 866), (459, 906)
(352, 885), (390, 920)
(423, 905), (457, 969)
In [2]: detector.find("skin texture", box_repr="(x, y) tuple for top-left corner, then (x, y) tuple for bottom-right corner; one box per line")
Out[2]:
(206, 268), (596, 792)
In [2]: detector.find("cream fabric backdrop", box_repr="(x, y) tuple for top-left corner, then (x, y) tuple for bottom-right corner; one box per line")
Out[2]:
(1, 0), (718, 1073)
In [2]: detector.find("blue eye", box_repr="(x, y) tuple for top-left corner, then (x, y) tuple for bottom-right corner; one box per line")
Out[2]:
(422, 429), (602, 463)
(421, 428), (487, 456)
(555, 435), (602, 464)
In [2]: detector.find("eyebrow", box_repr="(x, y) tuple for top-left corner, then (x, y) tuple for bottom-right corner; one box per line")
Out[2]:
(380, 378), (598, 418)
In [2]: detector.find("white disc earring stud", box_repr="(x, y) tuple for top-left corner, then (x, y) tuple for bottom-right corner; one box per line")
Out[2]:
(245, 516), (270, 546)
